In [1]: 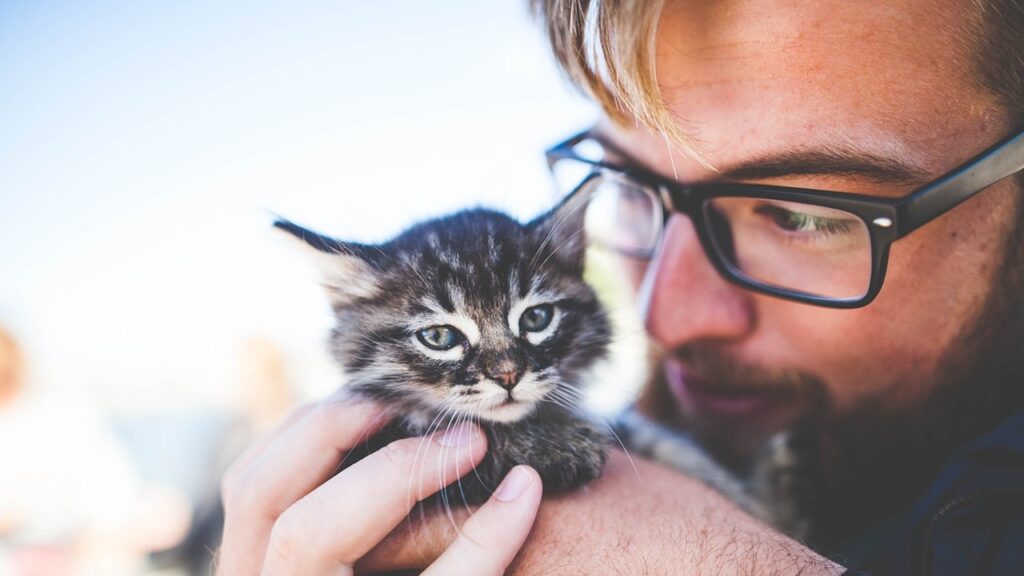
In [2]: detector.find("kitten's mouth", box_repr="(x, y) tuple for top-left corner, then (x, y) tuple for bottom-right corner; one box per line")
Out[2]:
(475, 396), (536, 423)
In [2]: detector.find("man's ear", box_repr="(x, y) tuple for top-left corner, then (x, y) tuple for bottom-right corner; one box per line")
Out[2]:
(527, 191), (591, 274)
(273, 218), (381, 307)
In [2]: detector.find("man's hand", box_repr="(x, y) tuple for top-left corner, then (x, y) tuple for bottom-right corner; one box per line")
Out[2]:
(362, 450), (846, 575)
(216, 392), (542, 576)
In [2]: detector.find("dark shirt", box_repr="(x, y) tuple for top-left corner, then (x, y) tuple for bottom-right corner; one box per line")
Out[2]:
(846, 408), (1024, 575)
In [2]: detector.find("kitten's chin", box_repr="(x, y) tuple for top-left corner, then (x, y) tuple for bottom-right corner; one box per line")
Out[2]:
(475, 400), (537, 423)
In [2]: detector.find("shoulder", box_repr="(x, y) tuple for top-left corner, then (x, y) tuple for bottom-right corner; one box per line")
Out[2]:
(868, 408), (1024, 575)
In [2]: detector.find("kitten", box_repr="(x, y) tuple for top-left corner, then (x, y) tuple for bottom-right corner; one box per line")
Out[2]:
(275, 193), (611, 505)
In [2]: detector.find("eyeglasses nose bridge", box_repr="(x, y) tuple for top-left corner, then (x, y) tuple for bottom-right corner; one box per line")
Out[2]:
(656, 183), (700, 220)
(657, 185), (676, 213)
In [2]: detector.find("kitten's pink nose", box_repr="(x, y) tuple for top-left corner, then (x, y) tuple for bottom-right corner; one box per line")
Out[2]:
(486, 366), (522, 390)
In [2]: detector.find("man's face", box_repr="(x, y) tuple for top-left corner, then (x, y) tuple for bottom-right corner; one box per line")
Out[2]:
(608, 0), (1021, 505)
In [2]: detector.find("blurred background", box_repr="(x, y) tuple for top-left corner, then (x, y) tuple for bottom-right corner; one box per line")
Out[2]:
(0, 1), (647, 574)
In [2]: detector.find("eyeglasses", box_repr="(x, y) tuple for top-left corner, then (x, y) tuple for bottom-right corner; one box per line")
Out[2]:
(545, 128), (1024, 308)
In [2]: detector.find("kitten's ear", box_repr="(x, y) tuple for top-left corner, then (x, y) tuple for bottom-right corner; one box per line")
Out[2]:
(527, 191), (591, 274)
(273, 218), (381, 307)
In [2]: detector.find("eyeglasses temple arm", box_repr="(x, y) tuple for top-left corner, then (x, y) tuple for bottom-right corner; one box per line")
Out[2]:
(899, 130), (1024, 238)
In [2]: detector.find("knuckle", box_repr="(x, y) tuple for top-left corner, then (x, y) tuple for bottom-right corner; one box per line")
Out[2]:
(461, 515), (502, 551)
(266, 508), (301, 561)
(219, 466), (241, 503)
(221, 468), (276, 519)
(221, 471), (256, 511)
(314, 392), (362, 417)
(291, 401), (346, 448)
(267, 504), (353, 573)
(220, 455), (257, 503)
(266, 507), (307, 565)
(305, 398), (342, 429)
(380, 437), (420, 474)
(305, 396), (365, 436)
(219, 463), (251, 509)
(219, 446), (259, 503)
(292, 399), (320, 416)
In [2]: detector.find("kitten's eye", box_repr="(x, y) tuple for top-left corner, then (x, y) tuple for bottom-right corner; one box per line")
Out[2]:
(416, 325), (464, 351)
(519, 304), (554, 333)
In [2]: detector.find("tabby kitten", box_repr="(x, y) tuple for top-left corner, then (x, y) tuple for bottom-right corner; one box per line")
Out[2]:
(275, 193), (611, 505)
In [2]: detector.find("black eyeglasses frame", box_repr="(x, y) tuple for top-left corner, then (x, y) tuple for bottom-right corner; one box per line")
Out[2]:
(545, 127), (1024, 308)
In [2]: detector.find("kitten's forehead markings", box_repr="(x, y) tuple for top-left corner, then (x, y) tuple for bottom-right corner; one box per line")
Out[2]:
(448, 284), (468, 311)
(446, 252), (465, 272)
(399, 252), (424, 275)
(426, 232), (441, 251)
(486, 229), (500, 262)
(419, 297), (450, 316)
(479, 314), (514, 348)
(508, 269), (520, 298)
(400, 256), (434, 291)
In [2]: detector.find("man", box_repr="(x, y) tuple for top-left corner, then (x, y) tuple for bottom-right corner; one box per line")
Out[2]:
(217, 1), (1024, 574)
(536, 0), (1024, 567)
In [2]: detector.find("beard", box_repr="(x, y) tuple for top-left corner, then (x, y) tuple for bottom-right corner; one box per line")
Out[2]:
(807, 296), (1024, 548)
(638, 198), (1024, 548)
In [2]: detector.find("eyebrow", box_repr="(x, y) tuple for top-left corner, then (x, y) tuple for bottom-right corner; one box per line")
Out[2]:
(718, 147), (931, 186)
(591, 129), (932, 188)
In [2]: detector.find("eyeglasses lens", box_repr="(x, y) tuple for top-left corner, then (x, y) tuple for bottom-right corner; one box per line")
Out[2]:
(702, 198), (872, 299)
(581, 173), (662, 258)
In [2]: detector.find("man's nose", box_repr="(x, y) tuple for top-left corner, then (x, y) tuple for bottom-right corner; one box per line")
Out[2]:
(642, 214), (755, 349)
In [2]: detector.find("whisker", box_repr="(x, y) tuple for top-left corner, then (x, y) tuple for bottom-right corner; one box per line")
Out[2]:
(438, 410), (460, 532)
(544, 388), (642, 482)
(333, 404), (394, 474)
(406, 401), (455, 537)
(466, 410), (494, 500)
(534, 225), (587, 276)
(527, 196), (588, 276)
(452, 409), (474, 512)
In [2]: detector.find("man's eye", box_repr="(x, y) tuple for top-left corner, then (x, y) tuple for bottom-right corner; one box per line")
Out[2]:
(416, 325), (464, 350)
(519, 304), (555, 333)
(754, 205), (854, 235)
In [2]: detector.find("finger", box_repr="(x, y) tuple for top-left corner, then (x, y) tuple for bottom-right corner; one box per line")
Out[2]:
(224, 386), (377, 484)
(260, 421), (488, 575)
(218, 396), (391, 576)
(222, 400), (316, 484)
(422, 466), (542, 576)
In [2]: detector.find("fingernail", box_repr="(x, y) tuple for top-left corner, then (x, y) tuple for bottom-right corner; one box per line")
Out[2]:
(436, 422), (479, 447)
(496, 466), (532, 502)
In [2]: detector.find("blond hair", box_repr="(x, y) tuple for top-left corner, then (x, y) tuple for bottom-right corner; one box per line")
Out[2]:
(530, 0), (698, 155)
(531, 0), (1024, 139)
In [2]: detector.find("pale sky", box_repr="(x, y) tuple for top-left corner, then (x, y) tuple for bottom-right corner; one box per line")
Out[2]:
(0, 0), (599, 410)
